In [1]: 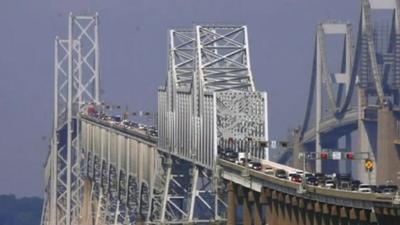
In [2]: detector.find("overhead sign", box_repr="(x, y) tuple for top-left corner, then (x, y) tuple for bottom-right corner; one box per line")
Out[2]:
(331, 151), (341, 160)
(270, 140), (277, 149)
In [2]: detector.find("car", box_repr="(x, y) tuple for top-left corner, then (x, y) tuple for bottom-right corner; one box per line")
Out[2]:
(290, 174), (302, 183)
(358, 184), (374, 193)
(315, 173), (326, 184)
(306, 177), (319, 186)
(288, 172), (298, 180)
(217, 147), (227, 156)
(250, 162), (262, 171)
(325, 179), (335, 189)
(304, 173), (314, 179)
(223, 150), (238, 163)
(237, 158), (251, 166)
(264, 167), (274, 175)
(275, 169), (287, 179)
(378, 185), (398, 194)
(351, 180), (361, 191)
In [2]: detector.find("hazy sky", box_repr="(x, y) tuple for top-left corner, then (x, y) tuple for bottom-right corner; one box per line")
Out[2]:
(0, 0), (360, 197)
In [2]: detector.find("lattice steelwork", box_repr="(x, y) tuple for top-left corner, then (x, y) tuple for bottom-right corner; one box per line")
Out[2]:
(215, 91), (269, 160)
(153, 24), (267, 224)
(41, 13), (100, 225)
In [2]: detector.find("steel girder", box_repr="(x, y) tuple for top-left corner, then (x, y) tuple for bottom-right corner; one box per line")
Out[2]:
(80, 120), (157, 225)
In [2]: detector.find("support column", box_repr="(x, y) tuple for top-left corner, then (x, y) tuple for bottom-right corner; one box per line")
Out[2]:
(242, 190), (252, 225)
(321, 204), (330, 225)
(377, 105), (400, 185)
(314, 202), (322, 225)
(330, 205), (339, 225)
(284, 195), (296, 225)
(357, 89), (377, 184)
(349, 208), (357, 225)
(259, 187), (270, 225)
(293, 130), (306, 170)
(339, 207), (349, 225)
(290, 197), (299, 225)
(297, 199), (307, 225)
(227, 182), (237, 225)
(251, 191), (263, 225)
(305, 200), (314, 225)
(267, 191), (279, 225)
(359, 209), (368, 225)
(278, 193), (290, 225)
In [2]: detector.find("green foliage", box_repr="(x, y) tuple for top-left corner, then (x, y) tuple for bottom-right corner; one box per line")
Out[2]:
(0, 195), (42, 225)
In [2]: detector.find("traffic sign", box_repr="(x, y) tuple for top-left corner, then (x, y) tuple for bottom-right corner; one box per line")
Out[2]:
(332, 151), (341, 160)
(270, 140), (277, 149)
(364, 159), (374, 170)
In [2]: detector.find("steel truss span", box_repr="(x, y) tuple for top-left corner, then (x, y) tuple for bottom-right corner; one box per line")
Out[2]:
(41, 16), (269, 225)
(155, 24), (268, 224)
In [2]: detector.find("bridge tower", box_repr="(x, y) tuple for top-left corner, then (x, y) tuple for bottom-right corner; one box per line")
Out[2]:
(295, 21), (355, 174)
(356, 0), (400, 185)
(297, 0), (400, 185)
(41, 13), (100, 225)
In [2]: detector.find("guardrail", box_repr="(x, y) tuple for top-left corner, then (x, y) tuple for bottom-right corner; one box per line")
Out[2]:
(218, 159), (397, 209)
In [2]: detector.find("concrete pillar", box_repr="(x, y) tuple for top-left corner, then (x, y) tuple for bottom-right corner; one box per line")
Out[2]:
(284, 194), (296, 225)
(359, 209), (368, 225)
(292, 130), (305, 170)
(321, 204), (330, 225)
(267, 190), (279, 225)
(314, 202), (322, 225)
(305, 200), (314, 225)
(260, 188), (270, 225)
(349, 208), (357, 225)
(297, 199), (307, 225)
(339, 207), (349, 225)
(357, 89), (377, 184)
(278, 193), (290, 225)
(377, 105), (400, 185)
(227, 182), (237, 225)
(330, 205), (339, 225)
(291, 196), (299, 225)
(339, 134), (351, 174)
(252, 192), (263, 225)
(242, 190), (252, 225)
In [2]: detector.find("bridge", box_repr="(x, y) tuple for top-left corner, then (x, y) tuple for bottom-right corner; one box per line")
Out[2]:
(293, 0), (400, 185)
(40, 1), (400, 225)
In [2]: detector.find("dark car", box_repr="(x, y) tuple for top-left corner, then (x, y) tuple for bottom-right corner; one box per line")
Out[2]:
(217, 147), (226, 156)
(378, 185), (398, 194)
(224, 150), (238, 162)
(251, 162), (262, 171)
(306, 177), (319, 186)
(314, 173), (326, 184)
(351, 180), (361, 191)
(275, 169), (287, 179)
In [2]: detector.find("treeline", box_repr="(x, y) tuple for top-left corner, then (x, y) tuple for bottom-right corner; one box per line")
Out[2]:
(0, 195), (42, 225)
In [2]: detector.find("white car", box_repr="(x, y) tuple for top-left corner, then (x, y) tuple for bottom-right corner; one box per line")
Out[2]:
(358, 184), (372, 193)
(325, 180), (335, 188)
